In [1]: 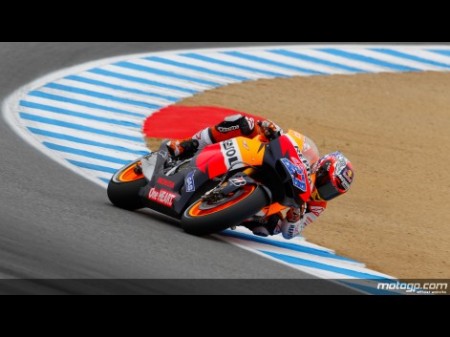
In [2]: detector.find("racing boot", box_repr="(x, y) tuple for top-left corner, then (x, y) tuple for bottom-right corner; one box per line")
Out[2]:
(242, 213), (283, 237)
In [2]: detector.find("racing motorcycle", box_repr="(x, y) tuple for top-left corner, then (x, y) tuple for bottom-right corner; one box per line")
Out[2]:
(107, 130), (313, 235)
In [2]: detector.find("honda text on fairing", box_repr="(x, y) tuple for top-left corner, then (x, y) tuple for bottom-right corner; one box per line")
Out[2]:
(107, 130), (314, 235)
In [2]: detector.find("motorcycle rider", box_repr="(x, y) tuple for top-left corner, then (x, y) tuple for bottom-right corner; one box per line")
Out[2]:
(166, 114), (354, 239)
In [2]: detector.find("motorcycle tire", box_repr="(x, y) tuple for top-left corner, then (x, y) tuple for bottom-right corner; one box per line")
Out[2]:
(107, 160), (147, 210)
(181, 185), (270, 236)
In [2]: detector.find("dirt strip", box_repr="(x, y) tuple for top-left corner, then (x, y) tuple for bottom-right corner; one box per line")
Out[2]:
(147, 72), (450, 278)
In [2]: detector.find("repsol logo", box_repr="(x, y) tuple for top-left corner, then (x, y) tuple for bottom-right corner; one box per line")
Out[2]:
(217, 125), (239, 133)
(222, 140), (239, 167)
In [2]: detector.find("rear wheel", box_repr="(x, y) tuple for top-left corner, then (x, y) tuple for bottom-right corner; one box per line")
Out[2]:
(181, 185), (269, 235)
(107, 159), (147, 210)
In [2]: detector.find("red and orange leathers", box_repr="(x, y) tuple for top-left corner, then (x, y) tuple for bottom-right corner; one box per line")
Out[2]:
(168, 115), (327, 239)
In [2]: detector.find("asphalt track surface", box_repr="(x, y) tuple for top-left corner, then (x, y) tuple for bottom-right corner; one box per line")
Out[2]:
(0, 42), (358, 294)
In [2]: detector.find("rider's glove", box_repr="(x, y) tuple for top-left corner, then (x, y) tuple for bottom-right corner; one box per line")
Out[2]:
(258, 120), (283, 140)
(166, 139), (199, 159)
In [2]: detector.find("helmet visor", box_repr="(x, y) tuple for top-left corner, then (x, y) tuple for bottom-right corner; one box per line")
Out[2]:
(316, 180), (341, 201)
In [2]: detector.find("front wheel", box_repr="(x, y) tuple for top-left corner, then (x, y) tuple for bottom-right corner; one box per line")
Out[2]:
(107, 159), (147, 210)
(181, 185), (270, 236)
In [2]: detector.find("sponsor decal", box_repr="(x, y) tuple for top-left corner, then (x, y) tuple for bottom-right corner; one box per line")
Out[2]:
(343, 168), (353, 182)
(299, 156), (312, 186)
(280, 158), (307, 192)
(339, 168), (353, 190)
(185, 170), (196, 193)
(229, 176), (247, 187)
(157, 177), (175, 189)
(222, 139), (240, 168)
(148, 187), (176, 207)
(309, 205), (325, 217)
(331, 153), (352, 190)
(246, 117), (255, 131)
(217, 125), (239, 133)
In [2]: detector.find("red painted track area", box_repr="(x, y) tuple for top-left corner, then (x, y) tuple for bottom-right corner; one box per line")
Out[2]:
(143, 106), (261, 138)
